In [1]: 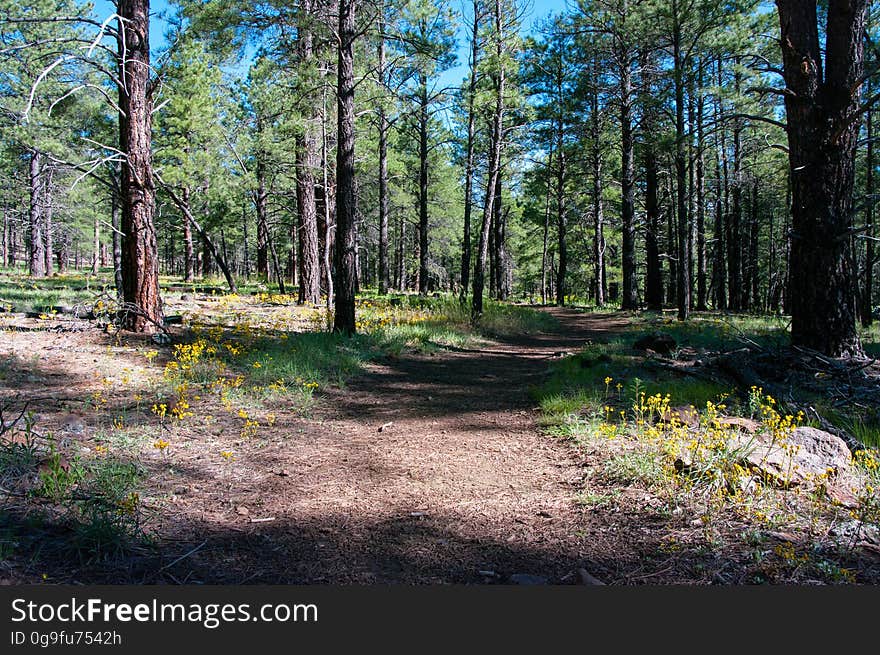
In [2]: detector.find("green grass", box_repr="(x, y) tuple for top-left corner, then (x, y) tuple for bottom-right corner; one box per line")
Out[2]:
(602, 451), (665, 487)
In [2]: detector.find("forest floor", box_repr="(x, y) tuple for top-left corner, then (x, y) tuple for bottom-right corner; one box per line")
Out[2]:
(2, 278), (880, 584)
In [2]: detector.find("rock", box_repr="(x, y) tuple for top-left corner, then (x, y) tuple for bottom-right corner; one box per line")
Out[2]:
(826, 484), (859, 509)
(508, 573), (549, 585)
(180, 294), (192, 301)
(634, 332), (677, 355)
(734, 426), (853, 487)
(577, 568), (605, 586)
(151, 333), (172, 345)
(235, 506), (250, 516)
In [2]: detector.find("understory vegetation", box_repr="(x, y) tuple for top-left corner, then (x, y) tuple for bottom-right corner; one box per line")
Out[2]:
(535, 312), (880, 583)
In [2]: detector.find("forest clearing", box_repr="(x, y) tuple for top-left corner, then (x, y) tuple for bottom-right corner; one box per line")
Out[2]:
(2, 0), (880, 591)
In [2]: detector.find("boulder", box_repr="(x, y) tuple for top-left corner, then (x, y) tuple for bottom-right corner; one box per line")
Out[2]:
(733, 426), (853, 487)
(634, 332), (677, 355)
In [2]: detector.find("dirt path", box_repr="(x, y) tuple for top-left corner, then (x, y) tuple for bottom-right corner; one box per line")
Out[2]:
(155, 307), (631, 584)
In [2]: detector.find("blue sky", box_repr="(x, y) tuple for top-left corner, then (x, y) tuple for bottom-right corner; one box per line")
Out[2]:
(440, 0), (571, 88)
(96, 0), (572, 82)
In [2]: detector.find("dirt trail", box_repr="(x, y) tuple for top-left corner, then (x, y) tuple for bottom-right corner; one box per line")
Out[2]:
(164, 307), (632, 584)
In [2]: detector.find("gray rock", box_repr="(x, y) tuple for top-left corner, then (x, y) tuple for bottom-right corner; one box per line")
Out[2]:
(734, 426), (852, 487)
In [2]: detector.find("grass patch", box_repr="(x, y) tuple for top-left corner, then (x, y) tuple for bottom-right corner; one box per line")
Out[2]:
(602, 451), (665, 487)
(0, 416), (148, 564)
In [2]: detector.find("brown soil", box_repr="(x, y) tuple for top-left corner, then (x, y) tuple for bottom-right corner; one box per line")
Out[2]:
(1, 307), (636, 584)
(6, 306), (876, 585)
(148, 307), (631, 584)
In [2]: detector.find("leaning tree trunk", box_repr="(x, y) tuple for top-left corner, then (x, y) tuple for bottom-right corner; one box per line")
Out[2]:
(117, 0), (162, 332)
(333, 0), (358, 335)
(777, 0), (866, 356)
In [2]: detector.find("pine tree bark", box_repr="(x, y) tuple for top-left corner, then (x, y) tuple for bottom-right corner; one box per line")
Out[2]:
(28, 150), (45, 278)
(333, 0), (358, 334)
(591, 65), (606, 307)
(460, 0), (480, 302)
(92, 213), (100, 275)
(43, 167), (53, 276)
(619, 26), (637, 310)
(472, 0), (504, 319)
(111, 190), (123, 298)
(672, 10), (690, 320)
(378, 9), (390, 295)
(554, 136), (566, 306)
(296, 5), (322, 305)
(776, 0), (866, 356)
(644, 143), (663, 311)
(864, 99), (875, 326)
(182, 186), (194, 282)
(417, 77), (430, 295)
(117, 0), (162, 332)
(695, 61), (708, 311)
(255, 146), (270, 280)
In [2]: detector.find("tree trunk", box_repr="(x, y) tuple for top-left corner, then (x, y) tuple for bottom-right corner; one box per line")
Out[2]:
(91, 211), (101, 275)
(418, 77), (430, 295)
(333, 0), (358, 335)
(28, 151), (45, 278)
(43, 166), (53, 276)
(695, 61), (708, 311)
(713, 61), (727, 310)
(296, 7), (322, 305)
(619, 27), (637, 310)
(112, 190), (123, 298)
(378, 9), (390, 295)
(255, 147), (270, 279)
(644, 144), (663, 311)
(182, 186), (194, 282)
(117, 0), (162, 332)
(592, 93), (606, 307)
(777, 0), (866, 356)
(492, 174), (510, 299)
(555, 125), (566, 306)
(472, 0), (504, 319)
(541, 147), (552, 305)
(460, 0), (480, 302)
(863, 91), (874, 326)
(673, 13), (690, 321)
